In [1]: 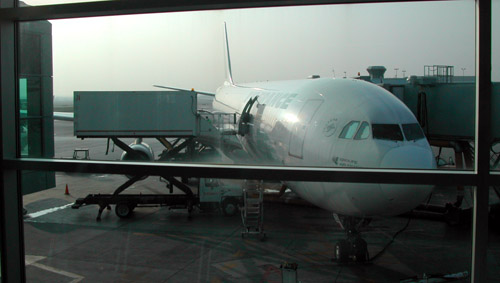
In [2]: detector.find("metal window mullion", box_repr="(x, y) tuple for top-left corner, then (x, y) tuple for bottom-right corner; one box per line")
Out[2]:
(472, 0), (492, 282)
(1, 0), (441, 21)
(3, 158), (478, 186)
(1, 0), (26, 281)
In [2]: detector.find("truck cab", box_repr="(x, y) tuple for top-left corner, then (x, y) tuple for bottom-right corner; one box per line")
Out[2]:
(199, 178), (242, 216)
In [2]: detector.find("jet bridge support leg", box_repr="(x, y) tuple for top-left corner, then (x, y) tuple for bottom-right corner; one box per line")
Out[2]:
(158, 138), (194, 161)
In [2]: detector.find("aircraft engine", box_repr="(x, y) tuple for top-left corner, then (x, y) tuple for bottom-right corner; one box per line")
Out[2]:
(120, 141), (154, 179)
(120, 141), (154, 162)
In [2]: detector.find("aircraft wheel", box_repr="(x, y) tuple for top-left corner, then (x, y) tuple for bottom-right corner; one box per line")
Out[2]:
(115, 202), (134, 218)
(221, 197), (238, 216)
(335, 239), (350, 264)
(353, 237), (369, 262)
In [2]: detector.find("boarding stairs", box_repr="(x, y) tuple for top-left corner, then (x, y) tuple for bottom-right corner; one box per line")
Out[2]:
(491, 148), (500, 170)
(240, 181), (266, 240)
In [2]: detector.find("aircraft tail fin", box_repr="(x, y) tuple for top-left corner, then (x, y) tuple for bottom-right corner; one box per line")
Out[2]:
(224, 22), (234, 86)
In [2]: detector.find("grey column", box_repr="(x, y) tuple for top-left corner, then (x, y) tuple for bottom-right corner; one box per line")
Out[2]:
(472, 0), (492, 282)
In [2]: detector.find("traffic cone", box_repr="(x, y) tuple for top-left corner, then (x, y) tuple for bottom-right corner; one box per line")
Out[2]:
(65, 184), (69, 195)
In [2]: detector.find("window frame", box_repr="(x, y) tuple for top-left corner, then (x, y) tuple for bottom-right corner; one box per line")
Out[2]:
(401, 123), (426, 141)
(0, 0), (494, 282)
(354, 121), (370, 140)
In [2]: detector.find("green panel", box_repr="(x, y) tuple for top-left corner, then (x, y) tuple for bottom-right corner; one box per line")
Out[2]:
(19, 78), (27, 116)
(21, 171), (55, 196)
(19, 20), (55, 194)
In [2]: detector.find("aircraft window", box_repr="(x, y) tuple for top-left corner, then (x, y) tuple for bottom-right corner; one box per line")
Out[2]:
(354, 122), (370, 140)
(339, 121), (360, 139)
(372, 124), (404, 141)
(402, 123), (425, 141)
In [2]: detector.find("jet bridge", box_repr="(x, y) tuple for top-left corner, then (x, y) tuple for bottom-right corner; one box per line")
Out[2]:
(72, 90), (239, 218)
(76, 91), (215, 138)
(73, 90), (238, 152)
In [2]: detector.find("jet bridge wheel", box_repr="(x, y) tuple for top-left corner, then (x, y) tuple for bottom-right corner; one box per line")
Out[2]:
(115, 202), (135, 218)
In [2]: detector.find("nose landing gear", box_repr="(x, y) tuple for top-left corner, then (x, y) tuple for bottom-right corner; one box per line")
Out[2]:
(333, 214), (370, 264)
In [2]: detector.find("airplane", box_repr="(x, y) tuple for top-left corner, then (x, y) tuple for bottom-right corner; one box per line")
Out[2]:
(54, 24), (436, 263)
(172, 24), (437, 263)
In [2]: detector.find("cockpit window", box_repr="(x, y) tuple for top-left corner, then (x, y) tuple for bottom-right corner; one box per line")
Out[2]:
(339, 121), (360, 139)
(402, 123), (425, 141)
(354, 122), (370, 140)
(372, 124), (404, 141)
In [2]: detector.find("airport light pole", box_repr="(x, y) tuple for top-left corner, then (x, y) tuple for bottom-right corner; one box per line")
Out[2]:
(402, 70), (406, 77)
(394, 68), (399, 78)
(461, 67), (466, 76)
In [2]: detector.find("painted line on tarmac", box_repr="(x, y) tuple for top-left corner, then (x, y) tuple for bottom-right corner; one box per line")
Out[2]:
(26, 255), (84, 283)
(26, 203), (73, 219)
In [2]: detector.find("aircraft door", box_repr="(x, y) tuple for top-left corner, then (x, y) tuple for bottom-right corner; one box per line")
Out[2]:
(289, 100), (323, 158)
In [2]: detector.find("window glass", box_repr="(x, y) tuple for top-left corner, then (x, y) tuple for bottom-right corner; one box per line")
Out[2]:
(489, 1), (500, 279)
(354, 121), (370, 140)
(39, 4), (473, 170)
(12, 1), (481, 282)
(12, 2), (478, 175)
(339, 121), (360, 139)
(22, 171), (473, 282)
(372, 124), (404, 141)
(19, 2), (476, 170)
(402, 123), (425, 141)
(492, 0), (500, 171)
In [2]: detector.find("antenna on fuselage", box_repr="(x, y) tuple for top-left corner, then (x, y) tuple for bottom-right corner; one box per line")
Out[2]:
(224, 22), (234, 86)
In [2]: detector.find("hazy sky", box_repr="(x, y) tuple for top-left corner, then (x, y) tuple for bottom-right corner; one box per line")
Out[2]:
(23, 0), (498, 97)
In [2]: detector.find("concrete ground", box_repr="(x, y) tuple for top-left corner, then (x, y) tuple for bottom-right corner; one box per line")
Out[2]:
(19, 120), (500, 282)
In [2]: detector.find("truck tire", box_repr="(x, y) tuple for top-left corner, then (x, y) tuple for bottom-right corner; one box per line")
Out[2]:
(221, 197), (238, 216)
(115, 202), (134, 218)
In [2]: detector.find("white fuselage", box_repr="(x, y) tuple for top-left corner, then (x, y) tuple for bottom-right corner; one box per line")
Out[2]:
(213, 78), (436, 217)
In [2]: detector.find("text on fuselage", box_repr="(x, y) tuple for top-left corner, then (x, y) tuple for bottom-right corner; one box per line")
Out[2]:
(250, 92), (298, 110)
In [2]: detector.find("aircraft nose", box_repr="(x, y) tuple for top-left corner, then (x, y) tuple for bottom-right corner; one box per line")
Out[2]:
(379, 145), (436, 215)
(380, 145), (436, 169)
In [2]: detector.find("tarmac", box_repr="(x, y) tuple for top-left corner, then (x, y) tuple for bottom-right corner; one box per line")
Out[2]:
(20, 120), (500, 282)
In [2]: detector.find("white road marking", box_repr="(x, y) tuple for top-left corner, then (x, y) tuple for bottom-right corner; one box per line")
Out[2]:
(26, 203), (73, 219)
(26, 255), (84, 283)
